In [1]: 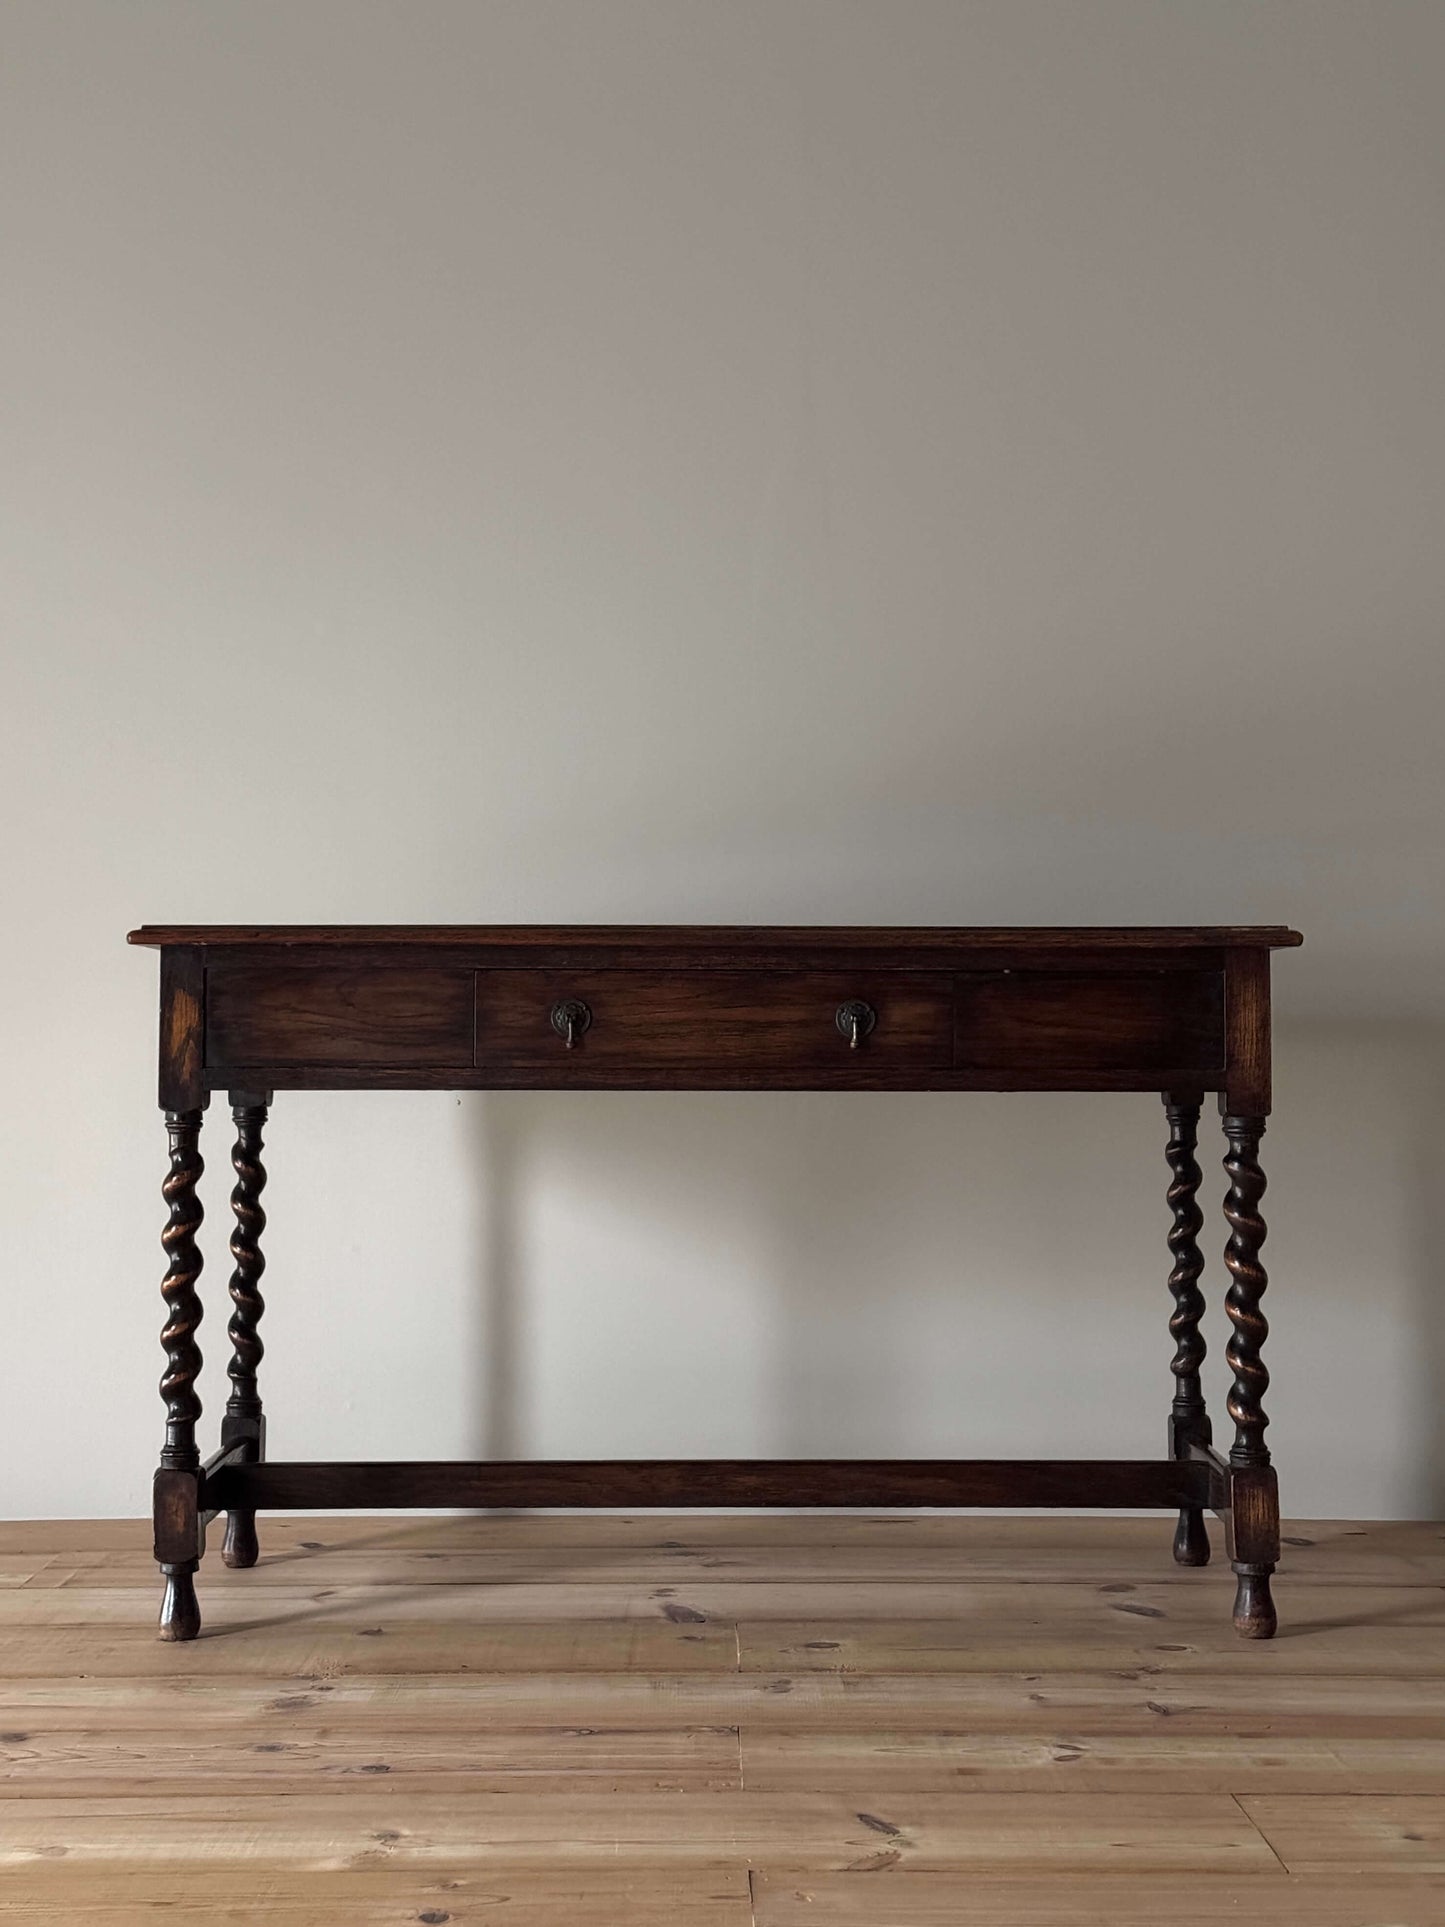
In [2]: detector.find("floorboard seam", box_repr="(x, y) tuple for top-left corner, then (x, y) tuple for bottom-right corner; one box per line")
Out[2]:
(1232, 1790), (1293, 1874)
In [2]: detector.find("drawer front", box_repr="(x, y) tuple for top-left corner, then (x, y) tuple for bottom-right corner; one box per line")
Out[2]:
(954, 970), (1224, 1075)
(206, 965), (474, 1068)
(475, 970), (953, 1077)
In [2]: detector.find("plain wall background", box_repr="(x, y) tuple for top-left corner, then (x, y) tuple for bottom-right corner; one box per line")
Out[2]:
(2, 1), (1442, 1517)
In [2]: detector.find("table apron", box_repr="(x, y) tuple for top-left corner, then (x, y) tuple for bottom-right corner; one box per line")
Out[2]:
(196, 960), (1228, 1091)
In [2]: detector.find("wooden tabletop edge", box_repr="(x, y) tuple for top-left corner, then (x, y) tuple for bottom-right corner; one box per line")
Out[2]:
(126, 924), (1306, 949)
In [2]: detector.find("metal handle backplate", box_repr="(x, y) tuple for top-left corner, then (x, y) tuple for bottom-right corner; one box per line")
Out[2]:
(835, 1000), (876, 1049)
(550, 999), (592, 1048)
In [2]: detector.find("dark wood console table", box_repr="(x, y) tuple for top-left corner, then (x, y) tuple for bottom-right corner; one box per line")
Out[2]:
(130, 923), (1301, 1642)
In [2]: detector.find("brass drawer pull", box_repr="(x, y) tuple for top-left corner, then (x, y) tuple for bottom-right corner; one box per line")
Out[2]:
(835, 1000), (876, 1049)
(550, 999), (592, 1048)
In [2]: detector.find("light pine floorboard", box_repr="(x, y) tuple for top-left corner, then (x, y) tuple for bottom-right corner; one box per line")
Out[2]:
(0, 1866), (750, 1923)
(749, 1868), (1445, 1924)
(2, 1515), (1444, 1923)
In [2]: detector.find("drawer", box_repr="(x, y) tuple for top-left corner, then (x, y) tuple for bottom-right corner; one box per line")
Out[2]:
(475, 970), (953, 1078)
(954, 970), (1224, 1075)
(206, 965), (474, 1068)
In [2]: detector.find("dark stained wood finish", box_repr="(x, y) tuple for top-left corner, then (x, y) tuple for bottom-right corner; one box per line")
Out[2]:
(1223, 946), (1274, 1112)
(220, 1093), (269, 1571)
(206, 965), (473, 1068)
(130, 924), (1305, 951)
(156, 1112), (205, 1483)
(154, 1108), (205, 1641)
(184, 1061), (1246, 1094)
(206, 1457), (1212, 1513)
(956, 971), (1223, 1076)
(157, 947), (205, 1110)
(1221, 1112), (1277, 1637)
(177, 930), (1285, 1093)
(1223, 1115), (1272, 1470)
(476, 970), (952, 1077)
(1163, 1091), (1211, 1567)
(136, 925), (1298, 1644)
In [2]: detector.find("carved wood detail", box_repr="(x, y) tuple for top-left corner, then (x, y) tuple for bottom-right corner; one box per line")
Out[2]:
(1164, 1093), (1211, 1566)
(156, 1109), (205, 1639)
(1222, 1112), (1276, 1635)
(221, 1095), (269, 1569)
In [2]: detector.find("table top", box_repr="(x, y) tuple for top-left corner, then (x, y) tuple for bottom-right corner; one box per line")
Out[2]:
(128, 924), (1304, 951)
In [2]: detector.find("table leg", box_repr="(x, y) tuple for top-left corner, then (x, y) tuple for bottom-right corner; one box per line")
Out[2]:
(1163, 1091), (1210, 1566)
(221, 1092), (270, 1569)
(154, 1107), (205, 1640)
(1222, 1111), (1278, 1638)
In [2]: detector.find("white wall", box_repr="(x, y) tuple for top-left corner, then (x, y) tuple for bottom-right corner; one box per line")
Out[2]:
(2, 2), (1442, 1517)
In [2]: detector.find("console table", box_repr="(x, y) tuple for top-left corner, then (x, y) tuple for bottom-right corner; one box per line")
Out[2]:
(130, 923), (1301, 1643)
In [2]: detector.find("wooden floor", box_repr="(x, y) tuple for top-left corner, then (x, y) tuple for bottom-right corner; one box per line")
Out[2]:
(2, 1515), (1445, 1923)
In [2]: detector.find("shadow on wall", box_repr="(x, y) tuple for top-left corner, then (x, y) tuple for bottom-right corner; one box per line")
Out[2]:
(1415, 1031), (1445, 1515)
(464, 1021), (1445, 1518)
(1261, 1020), (1445, 1520)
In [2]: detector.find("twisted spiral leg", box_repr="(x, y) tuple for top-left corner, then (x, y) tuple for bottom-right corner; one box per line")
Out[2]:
(1223, 1116), (1270, 1469)
(1163, 1095), (1210, 1566)
(222, 1096), (269, 1568)
(1222, 1113), (1276, 1637)
(159, 1113), (205, 1465)
(157, 1108), (204, 1640)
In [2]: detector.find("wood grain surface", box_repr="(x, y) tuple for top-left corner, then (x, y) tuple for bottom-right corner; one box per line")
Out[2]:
(0, 1514), (1441, 1922)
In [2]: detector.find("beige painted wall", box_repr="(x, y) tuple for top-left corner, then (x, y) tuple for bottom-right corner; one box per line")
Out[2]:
(2, 2), (1442, 1516)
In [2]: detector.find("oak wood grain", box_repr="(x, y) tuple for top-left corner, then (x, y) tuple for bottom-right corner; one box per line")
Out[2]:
(475, 969), (952, 1074)
(206, 966), (473, 1068)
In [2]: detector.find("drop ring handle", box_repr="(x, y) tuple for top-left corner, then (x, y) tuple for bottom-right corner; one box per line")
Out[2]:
(836, 1000), (876, 1050)
(550, 999), (592, 1049)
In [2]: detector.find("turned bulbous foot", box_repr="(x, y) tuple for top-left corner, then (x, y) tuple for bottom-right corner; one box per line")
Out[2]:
(1232, 1566), (1277, 1639)
(158, 1566), (201, 1641)
(1172, 1506), (1211, 1566)
(222, 1509), (259, 1569)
